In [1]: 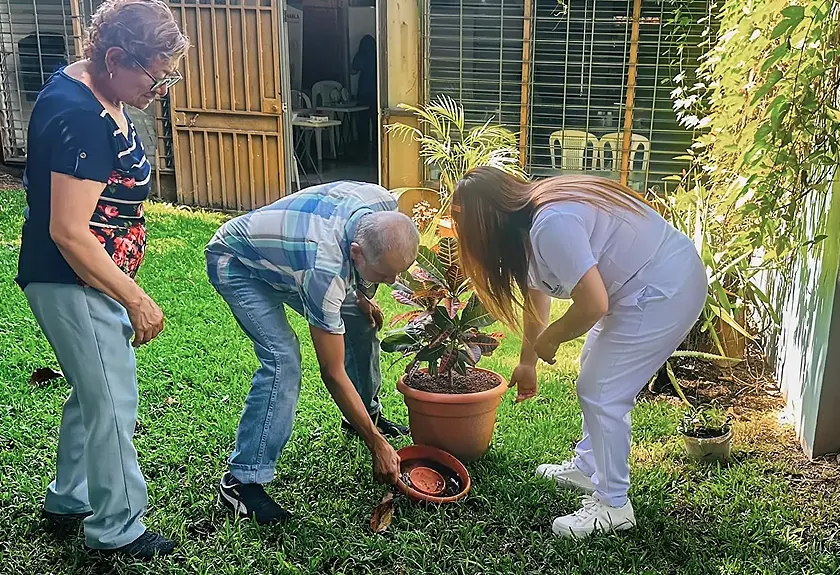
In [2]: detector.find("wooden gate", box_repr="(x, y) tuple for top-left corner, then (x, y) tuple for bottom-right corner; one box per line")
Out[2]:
(169, 0), (286, 211)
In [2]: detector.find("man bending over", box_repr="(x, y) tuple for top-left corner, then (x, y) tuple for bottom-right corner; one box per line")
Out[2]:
(205, 180), (419, 524)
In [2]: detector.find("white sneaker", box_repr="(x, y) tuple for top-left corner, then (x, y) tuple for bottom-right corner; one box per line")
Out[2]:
(536, 461), (596, 494)
(552, 494), (636, 538)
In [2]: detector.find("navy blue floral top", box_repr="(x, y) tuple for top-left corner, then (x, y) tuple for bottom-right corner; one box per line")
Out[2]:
(16, 69), (151, 288)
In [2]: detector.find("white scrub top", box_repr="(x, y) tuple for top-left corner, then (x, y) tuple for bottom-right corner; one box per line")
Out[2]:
(528, 199), (685, 308)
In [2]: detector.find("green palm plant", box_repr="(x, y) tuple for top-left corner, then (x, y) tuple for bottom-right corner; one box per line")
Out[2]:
(386, 95), (526, 231)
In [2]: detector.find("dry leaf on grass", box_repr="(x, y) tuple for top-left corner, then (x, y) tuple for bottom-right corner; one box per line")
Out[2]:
(369, 491), (395, 533)
(29, 368), (64, 387)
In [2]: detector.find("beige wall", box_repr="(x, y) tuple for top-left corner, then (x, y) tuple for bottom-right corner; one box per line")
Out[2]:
(381, 0), (421, 190)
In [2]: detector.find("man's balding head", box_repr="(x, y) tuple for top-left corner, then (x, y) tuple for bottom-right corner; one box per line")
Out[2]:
(350, 211), (419, 285)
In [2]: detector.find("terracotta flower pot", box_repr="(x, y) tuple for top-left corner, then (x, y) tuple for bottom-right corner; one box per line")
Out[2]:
(396, 368), (508, 462)
(396, 444), (471, 504)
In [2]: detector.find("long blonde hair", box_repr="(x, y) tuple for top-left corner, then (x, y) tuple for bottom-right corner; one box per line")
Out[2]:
(452, 166), (651, 331)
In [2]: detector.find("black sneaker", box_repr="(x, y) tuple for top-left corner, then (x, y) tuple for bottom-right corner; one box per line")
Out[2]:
(90, 530), (177, 559)
(218, 472), (291, 525)
(341, 413), (409, 439)
(41, 507), (93, 525)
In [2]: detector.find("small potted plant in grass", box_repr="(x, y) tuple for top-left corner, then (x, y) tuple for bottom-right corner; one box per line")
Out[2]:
(380, 237), (507, 462)
(678, 406), (734, 462)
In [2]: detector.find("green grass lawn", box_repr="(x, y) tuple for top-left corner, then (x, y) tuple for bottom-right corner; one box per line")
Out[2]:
(0, 189), (838, 575)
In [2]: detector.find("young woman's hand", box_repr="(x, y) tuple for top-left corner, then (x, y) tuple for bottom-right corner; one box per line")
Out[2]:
(533, 328), (560, 365)
(510, 362), (538, 402)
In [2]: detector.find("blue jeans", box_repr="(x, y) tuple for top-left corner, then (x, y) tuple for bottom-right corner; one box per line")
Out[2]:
(208, 261), (383, 484)
(24, 283), (147, 549)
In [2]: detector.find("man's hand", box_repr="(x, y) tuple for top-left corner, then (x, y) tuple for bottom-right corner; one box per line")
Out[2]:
(356, 292), (384, 330)
(509, 362), (538, 402)
(371, 437), (401, 485)
(126, 293), (165, 347)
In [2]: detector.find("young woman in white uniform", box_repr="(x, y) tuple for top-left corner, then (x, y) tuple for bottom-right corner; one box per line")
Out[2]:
(452, 166), (708, 537)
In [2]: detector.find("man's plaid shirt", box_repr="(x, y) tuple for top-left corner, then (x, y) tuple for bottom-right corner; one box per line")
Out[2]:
(205, 180), (396, 334)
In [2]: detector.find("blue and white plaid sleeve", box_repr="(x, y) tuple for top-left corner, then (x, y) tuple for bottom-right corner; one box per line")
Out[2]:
(298, 268), (348, 334)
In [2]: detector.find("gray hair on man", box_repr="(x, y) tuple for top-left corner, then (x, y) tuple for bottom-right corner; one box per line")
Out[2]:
(355, 211), (420, 266)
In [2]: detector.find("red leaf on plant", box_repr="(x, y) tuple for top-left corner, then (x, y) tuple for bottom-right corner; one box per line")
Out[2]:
(370, 491), (395, 533)
(29, 367), (64, 387)
(392, 291), (419, 307)
(443, 297), (462, 319)
(462, 333), (502, 356)
(389, 310), (424, 327)
(438, 349), (458, 372)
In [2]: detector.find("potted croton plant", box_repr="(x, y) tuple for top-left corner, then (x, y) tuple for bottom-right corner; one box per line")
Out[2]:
(678, 406), (734, 463)
(380, 237), (507, 462)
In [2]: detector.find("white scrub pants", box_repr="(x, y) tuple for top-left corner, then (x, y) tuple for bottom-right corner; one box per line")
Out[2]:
(571, 234), (707, 507)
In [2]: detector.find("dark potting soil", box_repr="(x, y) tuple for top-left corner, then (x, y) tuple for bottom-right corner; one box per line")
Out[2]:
(406, 369), (499, 394)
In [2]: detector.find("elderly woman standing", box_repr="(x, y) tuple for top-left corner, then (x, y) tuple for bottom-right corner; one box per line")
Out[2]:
(452, 166), (707, 538)
(15, 0), (188, 559)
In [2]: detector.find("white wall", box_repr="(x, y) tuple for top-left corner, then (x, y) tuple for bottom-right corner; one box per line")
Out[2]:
(760, 169), (840, 457)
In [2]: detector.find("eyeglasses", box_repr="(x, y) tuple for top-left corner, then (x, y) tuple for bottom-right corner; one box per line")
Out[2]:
(128, 52), (182, 92)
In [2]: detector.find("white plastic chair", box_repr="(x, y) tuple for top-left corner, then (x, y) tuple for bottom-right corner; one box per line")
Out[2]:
(290, 89), (312, 112)
(311, 80), (345, 108)
(549, 129), (600, 171)
(310, 81), (345, 157)
(598, 132), (650, 174)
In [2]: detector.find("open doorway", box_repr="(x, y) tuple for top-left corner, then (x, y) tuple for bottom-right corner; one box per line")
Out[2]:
(283, 0), (379, 190)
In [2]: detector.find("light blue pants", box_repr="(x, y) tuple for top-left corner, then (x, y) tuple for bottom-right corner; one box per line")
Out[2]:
(24, 283), (147, 549)
(209, 261), (383, 485)
(571, 233), (708, 507)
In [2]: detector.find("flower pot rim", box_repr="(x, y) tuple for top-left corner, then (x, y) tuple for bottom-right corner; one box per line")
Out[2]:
(395, 444), (471, 504)
(397, 367), (508, 404)
(680, 427), (733, 442)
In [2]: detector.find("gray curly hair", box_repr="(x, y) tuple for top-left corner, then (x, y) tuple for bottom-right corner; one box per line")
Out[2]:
(85, 0), (190, 71)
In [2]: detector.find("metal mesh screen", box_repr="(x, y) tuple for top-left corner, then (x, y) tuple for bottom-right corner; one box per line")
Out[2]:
(0, 0), (79, 162)
(424, 0), (712, 192)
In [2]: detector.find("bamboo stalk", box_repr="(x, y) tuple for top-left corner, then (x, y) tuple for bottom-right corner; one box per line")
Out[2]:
(620, 0), (642, 186)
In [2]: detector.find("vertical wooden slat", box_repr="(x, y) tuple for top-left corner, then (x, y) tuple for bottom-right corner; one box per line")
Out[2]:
(69, 0), (84, 59)
(226, 5), (236, 110)
(218, 132), (228, 208)
(255, 9), (265, 104)
(203, 131), (213, 204)
(247, 134), (256, 209)
(233, 133), (243, 210)
(262, 134), (270, 204)
(518, 0), (532, 166)
(241, 7), (251, 111)
(620, 0), (642, 186)
(210, 5), (222, 110)
(195, 4), (207, 109)
(188, 131), (199, 206)
(180, 4), (193, 109)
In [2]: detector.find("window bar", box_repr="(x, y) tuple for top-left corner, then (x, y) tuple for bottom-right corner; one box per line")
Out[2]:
(616, 0), (631, 172)
(5, 0), (25, 157)
(497, 0), (504, 123)
(458, 0), (463, 104)
(518, 0), (533, 166)
(583, 0), (597, 170)
(644, 0), (666, 193)
(32, 0), (47, 105)
(559, 0), (571, 171)
(620, 0), (642, 186)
